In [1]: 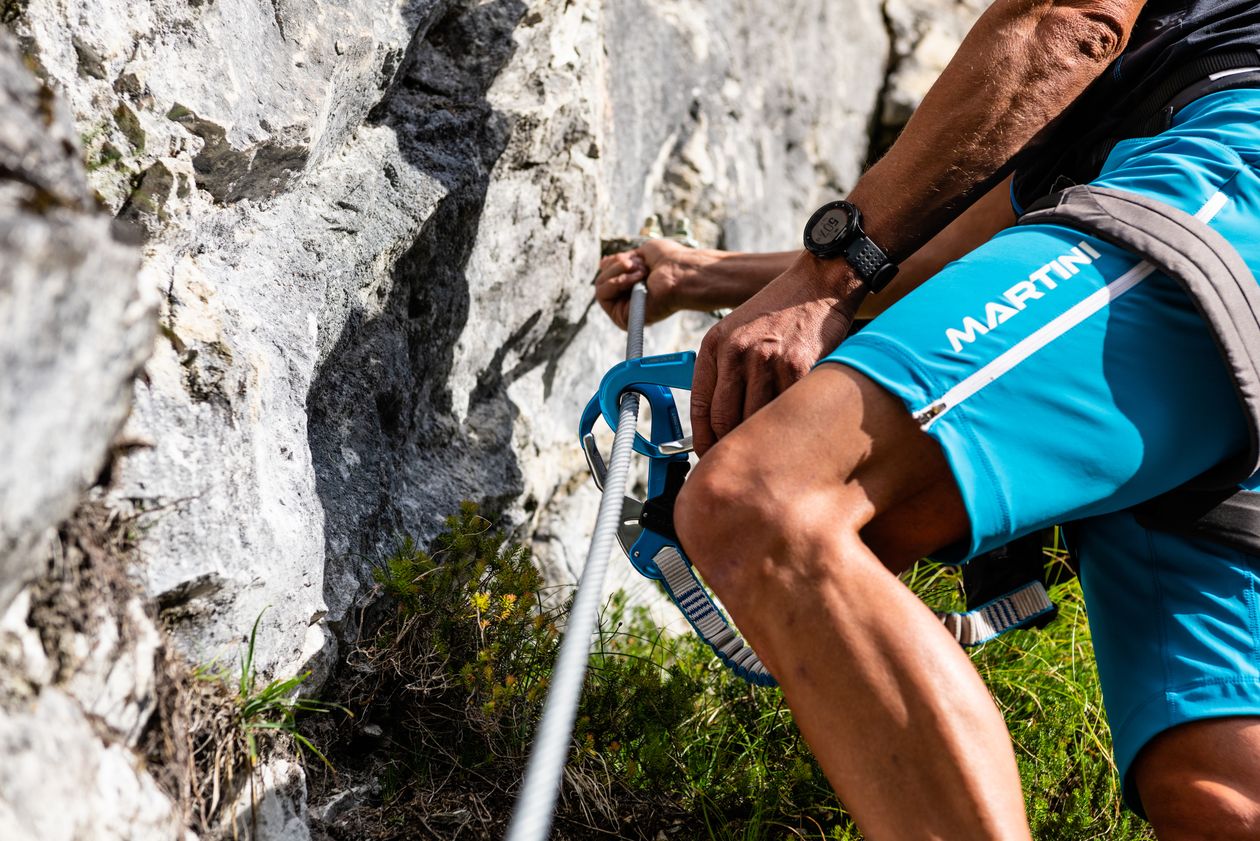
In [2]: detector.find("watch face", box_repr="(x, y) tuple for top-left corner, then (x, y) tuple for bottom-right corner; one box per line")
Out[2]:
(808, 205), (851, 247)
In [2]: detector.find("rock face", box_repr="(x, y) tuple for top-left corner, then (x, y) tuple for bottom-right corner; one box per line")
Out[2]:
(0, 26), (151, 614)
(1, 0), (986, 837)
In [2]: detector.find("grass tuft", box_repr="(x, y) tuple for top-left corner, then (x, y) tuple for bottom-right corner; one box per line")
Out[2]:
(235, 609), (346, 771)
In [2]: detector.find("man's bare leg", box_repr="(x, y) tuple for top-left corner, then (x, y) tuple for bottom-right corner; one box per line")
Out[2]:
(674, 363), (1031, 840)
(1134, 718), (1260, 839)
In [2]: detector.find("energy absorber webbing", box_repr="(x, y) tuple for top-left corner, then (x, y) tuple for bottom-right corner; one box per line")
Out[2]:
(503, 283), (648, 841)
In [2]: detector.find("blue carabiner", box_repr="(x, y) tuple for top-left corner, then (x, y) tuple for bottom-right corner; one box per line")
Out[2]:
(578, 352), (777, 686)
(580, 352), (698, 578)
(596, 351), (695, 459)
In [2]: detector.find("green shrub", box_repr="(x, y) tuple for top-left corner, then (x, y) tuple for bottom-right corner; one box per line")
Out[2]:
(308, 506), (1154, 840)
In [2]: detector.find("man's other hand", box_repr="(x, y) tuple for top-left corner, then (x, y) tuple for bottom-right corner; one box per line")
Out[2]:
(594, 238), (711, 330)
(691, 254), (862, 456)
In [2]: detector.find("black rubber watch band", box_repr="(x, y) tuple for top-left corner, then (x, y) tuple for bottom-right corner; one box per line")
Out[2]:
(845, 237), (898, 293)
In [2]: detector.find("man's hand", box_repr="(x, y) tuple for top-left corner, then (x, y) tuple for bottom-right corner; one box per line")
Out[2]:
(691, 254), (864, 455)
(594, 239), (714, 330)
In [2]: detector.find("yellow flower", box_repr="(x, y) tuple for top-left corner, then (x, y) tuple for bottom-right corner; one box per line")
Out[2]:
(470, 591), (492, 612)
(498, 593), (517, 619)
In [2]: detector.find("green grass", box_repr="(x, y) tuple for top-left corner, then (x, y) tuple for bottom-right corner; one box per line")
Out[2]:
(306, 506), (1154, 840)
(235, 610), (345, 770)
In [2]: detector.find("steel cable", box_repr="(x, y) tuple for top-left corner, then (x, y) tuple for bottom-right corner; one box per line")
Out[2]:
(504, 282), (648, 841)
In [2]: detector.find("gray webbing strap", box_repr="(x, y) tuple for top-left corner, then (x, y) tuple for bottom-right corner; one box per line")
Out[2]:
(935, 580), (1055, 647)
(653, 546), (775, 686)
(1020, 184), (1260, 488)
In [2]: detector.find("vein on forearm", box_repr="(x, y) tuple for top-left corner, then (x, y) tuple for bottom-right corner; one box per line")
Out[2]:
(851, 0), (1142, 262)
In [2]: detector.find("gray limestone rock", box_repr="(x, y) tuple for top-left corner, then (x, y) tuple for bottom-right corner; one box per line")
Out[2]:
(0, 0), (988, 837)
(7, 0), (905, 685)
(0, 31), (166, 838)
(0, 689), (180, 841)
(0, 26), (152, 614)
(0, 506), (179, 841)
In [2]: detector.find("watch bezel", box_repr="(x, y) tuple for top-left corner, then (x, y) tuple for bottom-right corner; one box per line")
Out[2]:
(803, 200), (862, 260)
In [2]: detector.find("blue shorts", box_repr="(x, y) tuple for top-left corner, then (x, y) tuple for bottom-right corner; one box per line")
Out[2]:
(820, 89), (1260, 813)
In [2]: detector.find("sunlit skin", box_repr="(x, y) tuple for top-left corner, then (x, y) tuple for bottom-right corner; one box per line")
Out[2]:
(595, 1), (1260, 838)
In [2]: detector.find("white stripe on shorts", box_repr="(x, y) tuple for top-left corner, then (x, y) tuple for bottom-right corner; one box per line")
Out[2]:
(912, 190), (1230, 430)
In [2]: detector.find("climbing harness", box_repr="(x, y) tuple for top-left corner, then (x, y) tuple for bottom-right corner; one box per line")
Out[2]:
(579, 350), (775, 685)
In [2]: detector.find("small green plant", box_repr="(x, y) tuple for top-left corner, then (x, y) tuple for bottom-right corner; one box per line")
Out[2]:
(371, 503), (560, 744)
(235, 610), (345, 770)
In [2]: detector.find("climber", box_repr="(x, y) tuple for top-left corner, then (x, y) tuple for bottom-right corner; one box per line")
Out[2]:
(595, 1), (1260, 838)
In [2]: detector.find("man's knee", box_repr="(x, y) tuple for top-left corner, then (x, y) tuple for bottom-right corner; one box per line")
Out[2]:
(673, 426), (867, 602)
(673, 364), (968, 596)
(1134, 718), (1260, 840)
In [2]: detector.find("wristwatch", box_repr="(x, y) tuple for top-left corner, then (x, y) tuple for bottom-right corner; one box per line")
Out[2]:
(802, 200), (898, 292)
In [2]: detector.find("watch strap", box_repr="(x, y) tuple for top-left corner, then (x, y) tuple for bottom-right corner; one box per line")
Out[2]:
(845, 236), (898, 292)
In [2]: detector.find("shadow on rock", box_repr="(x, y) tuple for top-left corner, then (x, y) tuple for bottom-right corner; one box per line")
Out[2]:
(304, 0), (529, 656)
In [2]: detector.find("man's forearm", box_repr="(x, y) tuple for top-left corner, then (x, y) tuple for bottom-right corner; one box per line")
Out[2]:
(676, 250), (800, 310)
(843, 0), (1144, 288)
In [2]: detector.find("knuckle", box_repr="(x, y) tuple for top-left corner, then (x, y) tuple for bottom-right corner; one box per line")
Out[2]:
(751, 341), (777, 365)
(720, 343), (745, 365)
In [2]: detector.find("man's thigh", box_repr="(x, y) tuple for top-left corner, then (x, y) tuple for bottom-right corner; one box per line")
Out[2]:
(705, 360), (970, 574)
